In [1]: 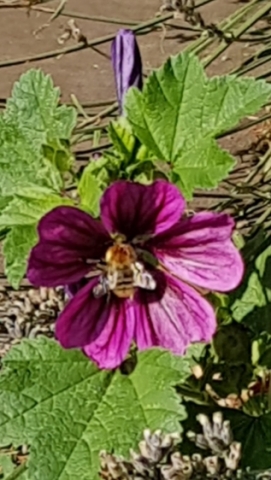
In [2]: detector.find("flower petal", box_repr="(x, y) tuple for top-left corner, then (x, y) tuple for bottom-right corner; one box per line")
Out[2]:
(151, 212), (244, 292)
(134, 272), (216, 355)
(101, 180), (185, 239)
(27, 206), (110, 287)
(56, 279), (135, 369)
(111, 29), (143, 114)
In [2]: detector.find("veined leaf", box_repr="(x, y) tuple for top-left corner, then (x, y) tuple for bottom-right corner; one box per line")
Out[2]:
(125, 52), (271, 198)
(0, 339), (192, 480)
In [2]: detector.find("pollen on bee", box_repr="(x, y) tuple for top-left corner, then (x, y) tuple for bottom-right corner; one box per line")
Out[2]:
(105, 243), (136, 268)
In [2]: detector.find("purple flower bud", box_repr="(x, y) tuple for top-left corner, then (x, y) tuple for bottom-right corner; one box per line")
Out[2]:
(111, 29), (143, 114)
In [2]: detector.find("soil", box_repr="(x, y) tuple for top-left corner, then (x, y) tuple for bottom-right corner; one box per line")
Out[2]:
(0, 0), (269, 278)
(0, 0), (246, 102)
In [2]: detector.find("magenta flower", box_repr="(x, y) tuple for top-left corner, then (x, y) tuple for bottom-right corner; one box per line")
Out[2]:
(111, 29), (143, 114)
(27, 181), (244, 369)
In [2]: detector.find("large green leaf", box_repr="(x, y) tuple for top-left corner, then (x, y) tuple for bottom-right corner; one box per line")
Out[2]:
(0, 187), (73, 288)
(0, 69), (76, 196)
(226, 409), (271, 469)
(231, 242), (271, 334)
(0, 338), (194, 480)
(5, 69), (76, 148)
(125, 52), (271, 198)
(0, 120), (62, 197)
(0, 187), (73, 228)
(78, 164), (103, 217)
(0, 70), (77, 286)
(3, 225), (38, 290)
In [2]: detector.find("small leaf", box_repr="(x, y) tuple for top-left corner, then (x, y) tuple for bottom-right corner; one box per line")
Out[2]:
(42, 139), (74, 173)
(3, 225), (37, 289)
(0, 338), (192, 480)
(78, 164), (102, 216)
(125, 52), (271, 198)
(109, 117), (154, 166)
(108, 117), (136, 161)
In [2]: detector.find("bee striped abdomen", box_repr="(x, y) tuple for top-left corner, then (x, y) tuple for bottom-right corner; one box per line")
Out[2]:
(93, 242), (157, 300)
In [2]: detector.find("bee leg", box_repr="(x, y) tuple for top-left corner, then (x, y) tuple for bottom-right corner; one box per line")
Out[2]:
(93, 276), (110, 298)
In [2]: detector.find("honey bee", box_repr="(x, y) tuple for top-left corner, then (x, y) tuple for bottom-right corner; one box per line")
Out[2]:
(93, 242), (156, 300)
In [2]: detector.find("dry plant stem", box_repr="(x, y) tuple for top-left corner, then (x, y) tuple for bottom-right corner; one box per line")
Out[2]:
(4, 463), (28, 480)
(231, 38), (271, 76)
(70, 94), (91, 120)
(218, 112), (271, 139)
(32, 7), (139, 26)
(0, 3), (138, 25)
(75, 142), (112, 156)
(243, 148), (271, 185)
(76, 102), (118, 130)
(0, 13), (174, 68)
(238, 49), (271, 77)
(203, 2), (271, 67)
(186, 0), (260, 55)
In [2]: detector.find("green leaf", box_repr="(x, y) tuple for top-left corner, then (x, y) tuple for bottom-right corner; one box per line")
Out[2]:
(0, 69), (77, 197)
(5, 69), (77, 149)
(42, 139), (74, 173)
(0, 187), (74, 287)
(231, 243), (271, 334)
(226, 409), (271, 469)
(108, 117), (136, 161)
(172, 140), (234, 198)
(108, 117), (152, 164)
(0, 454), (14, 478)
(0, 187), (73, 227)
(3, 225), (37, 289)
(125, 52), (271, 198)
(78, 164), (102, 217)
(0, 338), (191, 480)
(0, 119), (62, 197)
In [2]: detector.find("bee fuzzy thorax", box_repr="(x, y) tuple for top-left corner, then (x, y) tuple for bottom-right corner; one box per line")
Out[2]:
(93, 242), (157, 300)
(105, 244), (137, 268)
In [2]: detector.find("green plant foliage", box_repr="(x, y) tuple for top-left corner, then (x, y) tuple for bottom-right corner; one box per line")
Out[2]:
(226, 409), (271, 469)
(125, 52), (271, 198)
(0, 455), (13, 479)
(0, 70), (77, 287)
(231, 241), (271, 335)
(0, 338), (200, 480)
(3, 226), (37, 290)
(78, 163), (103, 216)
(4, 69), (76, 147)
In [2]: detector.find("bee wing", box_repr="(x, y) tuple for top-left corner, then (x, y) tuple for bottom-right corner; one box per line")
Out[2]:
(93, 277), (109, 298)
(133, 263), (157, 290)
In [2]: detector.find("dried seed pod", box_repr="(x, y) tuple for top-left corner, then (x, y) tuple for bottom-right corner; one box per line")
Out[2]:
(99, 451), (131, 480)
(0, 285), (64, 356)
(204, 455), (221, 475)
(224, 442), (242, 471)
(137, 429), (180, 465)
